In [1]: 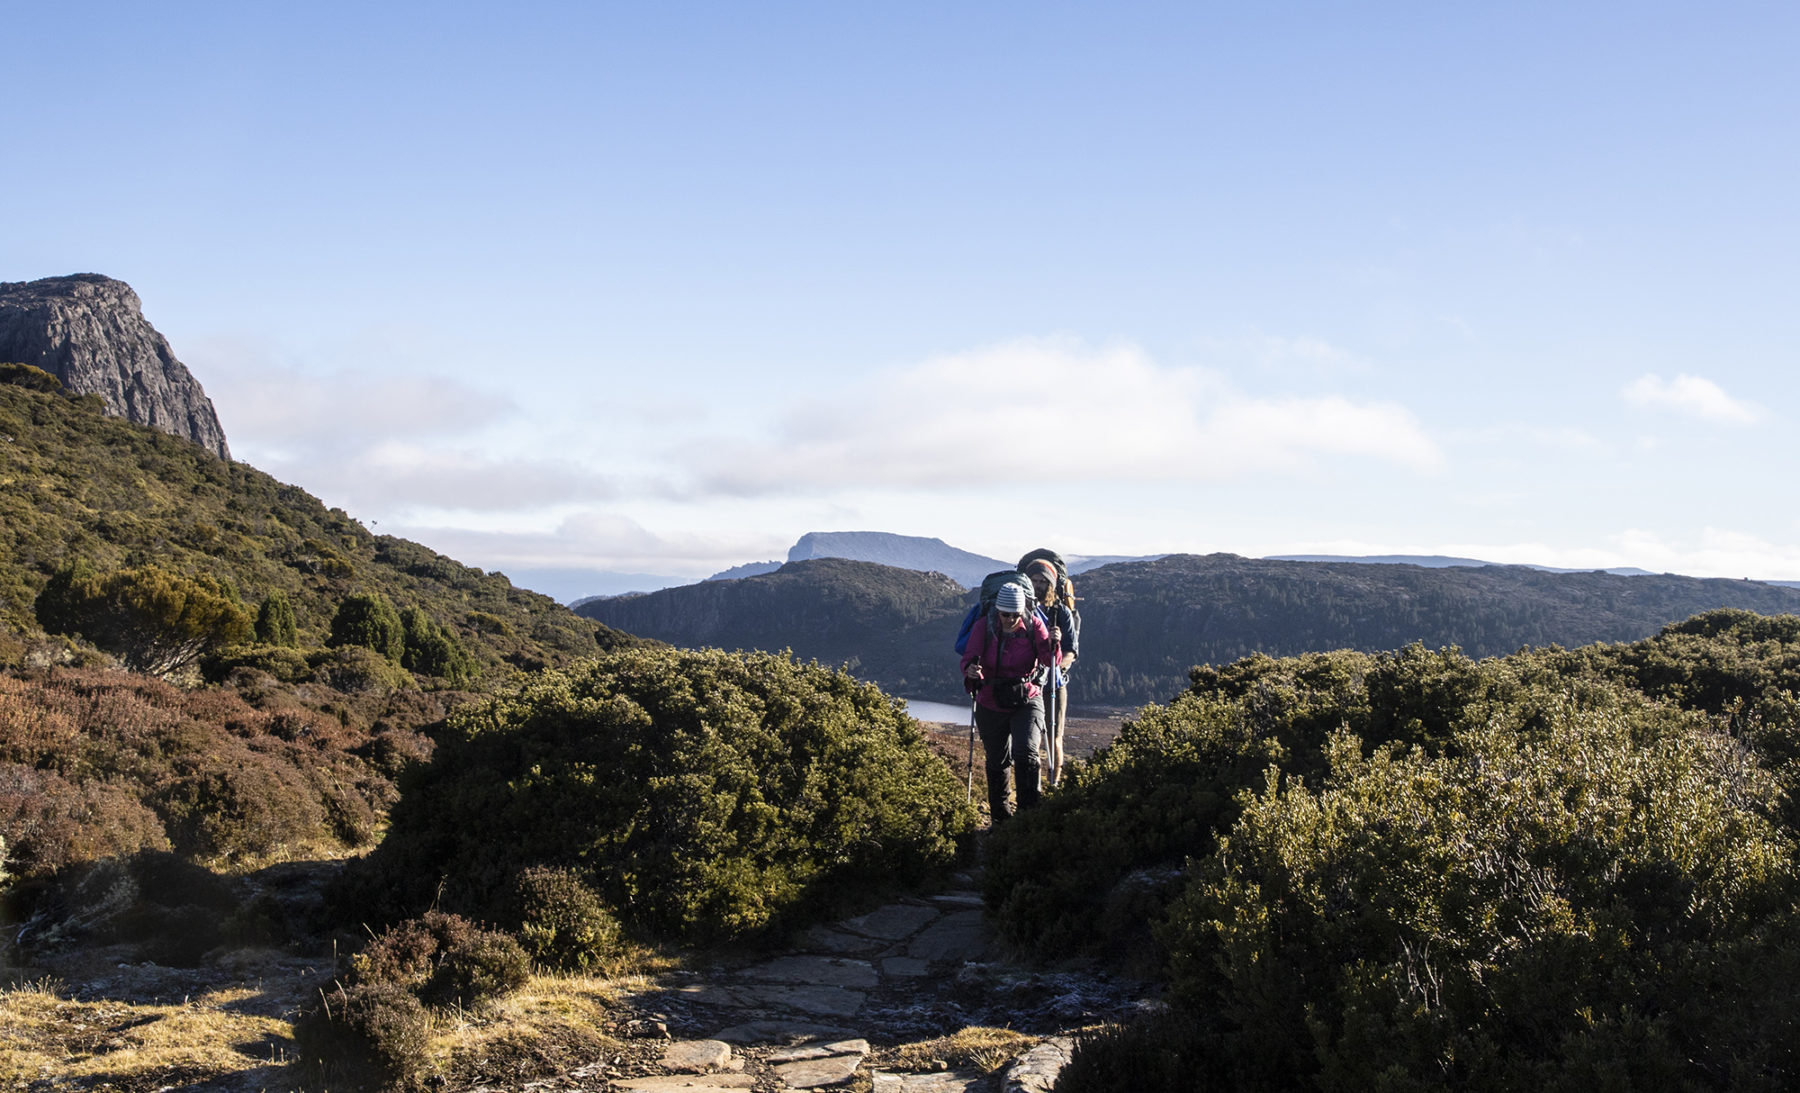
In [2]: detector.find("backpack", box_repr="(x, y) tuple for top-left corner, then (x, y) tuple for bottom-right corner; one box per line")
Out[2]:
(1017, 548), (1081, 659)
(953, 570), (1040, 655)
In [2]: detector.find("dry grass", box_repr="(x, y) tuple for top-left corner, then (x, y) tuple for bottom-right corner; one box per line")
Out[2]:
(0, 978), (295, 1088)
(882, 1025), (1039, 1073)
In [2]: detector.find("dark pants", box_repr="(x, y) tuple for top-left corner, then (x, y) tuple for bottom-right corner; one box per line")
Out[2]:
(976, 697), (1044, 823)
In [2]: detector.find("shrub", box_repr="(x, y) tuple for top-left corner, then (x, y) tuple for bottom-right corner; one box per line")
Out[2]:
(398, 605), (475, 685)
(294, 983), (433, 1091)
(0, 763), (169, 877)
(34, 561), (252, 677)
(329, 592), (405, 662)
(343, 647), (976, 942)
(512, 865), (624, 973)
(0, 362), (62, 392)
(254, 589), (299, 646)
(205, 642), (313, 683)
(351, 911), (530, 1009)
(1160, 699), (1800, 1090)
(309, 645), (414, 693)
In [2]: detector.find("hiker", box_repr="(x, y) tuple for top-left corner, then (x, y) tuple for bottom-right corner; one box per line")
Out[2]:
(1023, 557), (1079, 788)
(960, 581), (1059, 823)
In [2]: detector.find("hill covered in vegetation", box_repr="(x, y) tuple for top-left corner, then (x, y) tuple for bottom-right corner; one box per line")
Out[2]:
(0, 366), (637, 682)
(585, 552), (1800, 705)
(578, 557), (971, 698)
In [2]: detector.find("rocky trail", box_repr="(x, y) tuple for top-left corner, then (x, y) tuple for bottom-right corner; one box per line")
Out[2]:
(582, 863), (1152, 1092)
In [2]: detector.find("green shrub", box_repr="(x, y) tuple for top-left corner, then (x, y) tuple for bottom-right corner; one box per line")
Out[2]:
(254, 589), (299, 646)
(206, 642), (313, 683)
(1161, 698), (1800, 1090)
(343, 647), (975, 942)
(0, 362), (61, 392)
(309, 645), (414, 693)
(329, 592), (406, 662)
(513, 865), (624, 973)
(34, 561), (252, 677)
(294, 983), (433, 1091)
(398, 605), (476, 684)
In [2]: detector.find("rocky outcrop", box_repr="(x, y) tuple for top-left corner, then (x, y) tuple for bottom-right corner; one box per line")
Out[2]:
(0, 274), (229, 459)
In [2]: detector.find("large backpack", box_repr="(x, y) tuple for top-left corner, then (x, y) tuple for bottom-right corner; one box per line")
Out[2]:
(953, 570), (1040, 655)
(1017, 548), (1081, 658)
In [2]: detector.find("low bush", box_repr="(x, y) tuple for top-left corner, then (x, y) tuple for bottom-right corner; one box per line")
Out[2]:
(351, 911), (530, 1010)
(0, 666), (437, 873)
(512, 865), (624, 973)
(294, 983), (433, 1092)
(309, 645), (414, 693)
(342, 647), (976, 942)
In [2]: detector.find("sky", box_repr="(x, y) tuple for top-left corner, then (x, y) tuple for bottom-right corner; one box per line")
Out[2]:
(7, 2), (1799, 601)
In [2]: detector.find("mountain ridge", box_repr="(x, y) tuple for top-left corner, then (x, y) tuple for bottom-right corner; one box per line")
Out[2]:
(578, 552), (1800, 705)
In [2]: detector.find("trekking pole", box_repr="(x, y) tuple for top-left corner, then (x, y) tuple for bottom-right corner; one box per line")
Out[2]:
(965, 696), (977, 803)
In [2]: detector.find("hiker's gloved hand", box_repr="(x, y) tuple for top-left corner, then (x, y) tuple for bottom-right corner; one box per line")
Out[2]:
(964, 663), (984, 681)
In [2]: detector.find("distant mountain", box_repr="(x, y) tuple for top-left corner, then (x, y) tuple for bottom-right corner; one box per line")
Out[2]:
(787, 531), (1006, 588)
(1268, 553), (1655, 576)
(579, 552), (1800, 707)
(1065, 553), (1165, 574)
(0, 274), (230, 459)
(577, 558), (968, 698)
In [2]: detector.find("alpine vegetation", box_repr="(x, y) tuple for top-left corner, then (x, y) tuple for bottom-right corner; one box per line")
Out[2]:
(1006, 610), (1800, 1092)
(340, 646), (978, 943)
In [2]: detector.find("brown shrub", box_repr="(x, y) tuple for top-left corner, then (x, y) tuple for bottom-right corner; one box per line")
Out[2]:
(0, 763), (167, 877)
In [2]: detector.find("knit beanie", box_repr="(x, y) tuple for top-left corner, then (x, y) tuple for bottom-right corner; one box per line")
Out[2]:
(995, 582), (1028, 614)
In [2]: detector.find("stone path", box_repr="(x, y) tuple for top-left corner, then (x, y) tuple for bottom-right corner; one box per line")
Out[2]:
(605, 870), (1152, 1091)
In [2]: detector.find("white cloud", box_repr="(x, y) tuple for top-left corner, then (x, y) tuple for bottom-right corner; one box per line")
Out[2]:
(1621, 373), (1763, 424)
(683, 337), (1441, 496)
(388, 511), (783, 577)
(194, 348), (622, 514)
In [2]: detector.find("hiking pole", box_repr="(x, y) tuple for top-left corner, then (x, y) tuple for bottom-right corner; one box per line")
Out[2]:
(965, 696), (977, 803)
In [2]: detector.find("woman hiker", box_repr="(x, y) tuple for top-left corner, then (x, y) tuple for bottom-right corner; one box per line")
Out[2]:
(960, 581), (1059, 823)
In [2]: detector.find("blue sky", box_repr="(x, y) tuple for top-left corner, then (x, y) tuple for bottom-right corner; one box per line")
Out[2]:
(8, 3), (1798, 599)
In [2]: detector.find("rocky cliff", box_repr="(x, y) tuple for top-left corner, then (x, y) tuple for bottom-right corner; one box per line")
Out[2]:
(0, 274), (230, 459)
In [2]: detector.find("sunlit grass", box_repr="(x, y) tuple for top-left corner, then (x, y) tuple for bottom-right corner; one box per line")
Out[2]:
(0, 978), (296, 1086)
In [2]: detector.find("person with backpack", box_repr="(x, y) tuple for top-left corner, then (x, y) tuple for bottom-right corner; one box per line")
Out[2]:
(960, 580), (1059, 824)
(1022, 556), (1079, 788)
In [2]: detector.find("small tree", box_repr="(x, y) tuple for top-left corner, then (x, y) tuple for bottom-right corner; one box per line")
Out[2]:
(328, 593), (405, 663)
(255, 589), (300, 646)
(35, 561), (252, 676)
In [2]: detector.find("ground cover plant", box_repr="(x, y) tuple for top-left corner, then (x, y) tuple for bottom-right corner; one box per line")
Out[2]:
(341, 646), (979, 943)
(998, 610), (1800, 1091)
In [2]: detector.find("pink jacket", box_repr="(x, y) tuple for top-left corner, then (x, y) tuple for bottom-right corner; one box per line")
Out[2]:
(961, 611), (1059, 712)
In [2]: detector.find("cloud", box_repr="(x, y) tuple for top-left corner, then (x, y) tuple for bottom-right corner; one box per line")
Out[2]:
(683, 337), (1441, 496)
(195, 349), (619, 513)
(1621, 373), (1763, 424)
(387, 511), (783, 577)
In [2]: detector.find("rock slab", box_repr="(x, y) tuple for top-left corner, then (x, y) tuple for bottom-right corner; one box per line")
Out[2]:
(0, 274), (230, 458)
